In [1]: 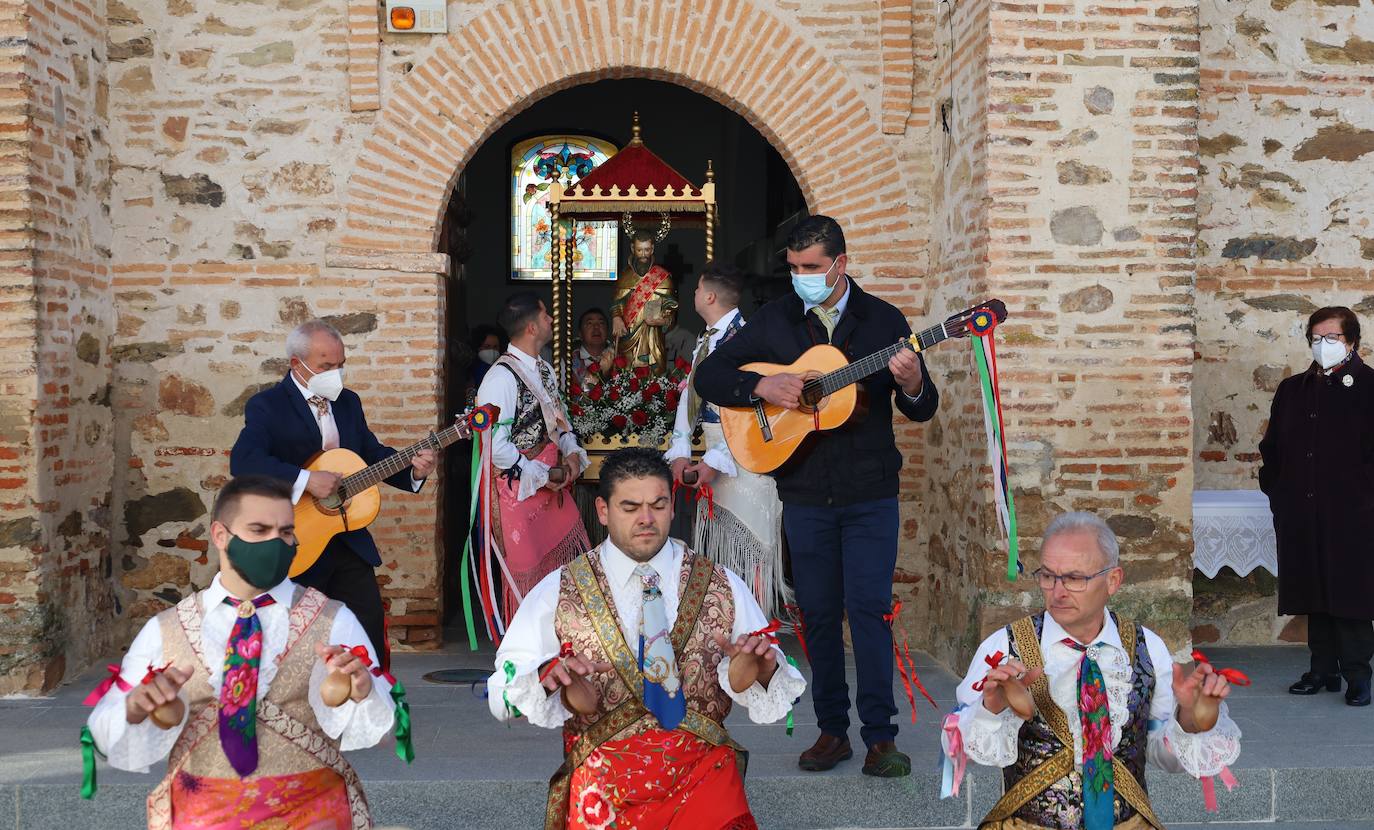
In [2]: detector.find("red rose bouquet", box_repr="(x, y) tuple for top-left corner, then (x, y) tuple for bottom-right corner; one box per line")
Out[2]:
(566, 356), (689, 443)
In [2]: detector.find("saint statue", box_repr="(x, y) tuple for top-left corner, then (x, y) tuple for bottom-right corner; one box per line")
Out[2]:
(610, 221), (677, 373)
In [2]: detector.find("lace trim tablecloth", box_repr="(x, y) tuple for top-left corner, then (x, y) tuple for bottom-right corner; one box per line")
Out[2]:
(1192, 489), (1277, 578)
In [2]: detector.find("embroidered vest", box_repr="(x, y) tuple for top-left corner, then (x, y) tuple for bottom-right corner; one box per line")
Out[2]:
(981, 612), (1163, 830)
(145, 587), (372, 830)
(495, 360), (551, 455)
(543, 545), (741, 830)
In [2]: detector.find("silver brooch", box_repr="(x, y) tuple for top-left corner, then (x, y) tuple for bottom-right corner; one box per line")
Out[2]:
(1344, 375), (1355, 388)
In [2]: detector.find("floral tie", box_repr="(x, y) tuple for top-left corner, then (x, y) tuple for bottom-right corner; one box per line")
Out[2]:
(635, 563), (684, 730)
(1062, 638), (1114, 829)
(684, 327), (717, 428)
(220, 594), (276, 777)
(307, 395), (329, 418)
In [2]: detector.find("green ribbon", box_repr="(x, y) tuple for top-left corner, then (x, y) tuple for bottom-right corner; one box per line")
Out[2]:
(459, 419), (515, 650)
(971, 335), (1020, 581)
(784, 656), (799, 736)
(390, 679), (414, 764)
(80, 725), (100, 799)
(502, 660), (522, 721)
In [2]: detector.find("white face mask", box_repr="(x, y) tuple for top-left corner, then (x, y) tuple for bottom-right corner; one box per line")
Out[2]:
(1313, 338), (1349, 370)
(477, 348), (501, 365)
(299, 361), (344, 401)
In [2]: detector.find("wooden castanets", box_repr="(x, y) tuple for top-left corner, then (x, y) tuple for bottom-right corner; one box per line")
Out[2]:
(150, 697), (185, 730)
(682, 469), (699, 486)
(320, 669), (353, 707)
(560, 678), (599, 715)
(547, 465), (566, 483)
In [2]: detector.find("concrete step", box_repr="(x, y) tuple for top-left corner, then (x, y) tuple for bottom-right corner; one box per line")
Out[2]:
(3, 644), (1372, 829)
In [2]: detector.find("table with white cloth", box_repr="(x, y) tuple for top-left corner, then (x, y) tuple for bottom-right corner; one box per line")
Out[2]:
(1192, 489), (1278, 578)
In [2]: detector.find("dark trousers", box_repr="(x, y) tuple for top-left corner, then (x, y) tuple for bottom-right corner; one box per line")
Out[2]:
(783, 496), (899, 747)
(296, 542), (387, 667)
(1309, 612), (1374, 686)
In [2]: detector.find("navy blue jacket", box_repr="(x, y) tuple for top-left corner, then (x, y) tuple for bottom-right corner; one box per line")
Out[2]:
(229, 375), (416, 566)
(694, 279), (939, 507)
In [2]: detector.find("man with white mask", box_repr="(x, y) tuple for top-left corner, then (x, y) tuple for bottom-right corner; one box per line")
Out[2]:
(231, 319), (436, 665)
(695, 215), (940, 776)
(1260, 306), (1374, 707)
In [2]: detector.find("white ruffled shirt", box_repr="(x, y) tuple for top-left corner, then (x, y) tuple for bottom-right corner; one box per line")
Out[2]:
(86, 575), (395, 773)
(665, 307), (742, 475)
(488, 537), (806, 727)
(946, 611), (1241, 779)
(474, 344), (588, 502)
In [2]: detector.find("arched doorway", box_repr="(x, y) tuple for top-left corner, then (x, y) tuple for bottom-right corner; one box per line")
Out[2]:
(329, 0), (931, 650)
(438, 78), (807, 628)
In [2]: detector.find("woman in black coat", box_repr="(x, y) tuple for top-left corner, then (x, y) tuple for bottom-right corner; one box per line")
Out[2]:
(1259, 306), (1374, 706)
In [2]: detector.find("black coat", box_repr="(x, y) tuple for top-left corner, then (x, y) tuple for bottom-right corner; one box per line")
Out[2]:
(693, 279), (938, 506)
(1258, 353), (1374, 619)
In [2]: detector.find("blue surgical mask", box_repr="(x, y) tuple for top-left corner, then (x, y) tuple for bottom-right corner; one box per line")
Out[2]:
(791, 259), (839, 305)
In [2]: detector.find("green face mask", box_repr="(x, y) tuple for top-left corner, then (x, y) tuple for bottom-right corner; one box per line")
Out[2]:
(225, 534), (296, 591)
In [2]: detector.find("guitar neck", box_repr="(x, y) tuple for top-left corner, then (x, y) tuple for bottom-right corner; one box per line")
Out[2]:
(341, 421), (467, 494)
(812, 319), (956, 397)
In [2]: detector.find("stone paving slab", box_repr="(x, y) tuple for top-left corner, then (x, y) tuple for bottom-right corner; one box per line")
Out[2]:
(2, 641), (1372, 828)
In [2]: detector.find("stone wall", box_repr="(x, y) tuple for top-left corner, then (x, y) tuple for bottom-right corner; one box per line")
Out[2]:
(1192, 0), (1374, 646)
(0, 0), (114, 695)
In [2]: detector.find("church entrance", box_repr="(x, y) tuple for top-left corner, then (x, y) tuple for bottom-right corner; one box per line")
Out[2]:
(438, 78), (806, 629)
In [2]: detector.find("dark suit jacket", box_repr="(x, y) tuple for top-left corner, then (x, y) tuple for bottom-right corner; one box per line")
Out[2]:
(693, 279), (939, 507)
(229, 374), (416, 567)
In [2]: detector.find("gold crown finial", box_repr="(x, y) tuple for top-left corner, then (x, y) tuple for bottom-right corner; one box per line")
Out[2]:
(706, 159), (715, 182)
(630, 112), (642, 145)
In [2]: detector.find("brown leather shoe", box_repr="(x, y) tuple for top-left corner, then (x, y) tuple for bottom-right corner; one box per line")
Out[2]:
(798, 733), (852, 771)
(862, 740), (911, 777)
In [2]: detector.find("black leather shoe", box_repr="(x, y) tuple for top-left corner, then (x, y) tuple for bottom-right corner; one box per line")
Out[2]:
(1346, 682), (1371, 707)
(798, 733), (852, 771)
(1289, 672), (1342, 694)
(861, 740), (911, 778)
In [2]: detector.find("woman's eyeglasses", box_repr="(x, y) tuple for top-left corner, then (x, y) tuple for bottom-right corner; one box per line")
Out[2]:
(1311, 333), (1346, 345)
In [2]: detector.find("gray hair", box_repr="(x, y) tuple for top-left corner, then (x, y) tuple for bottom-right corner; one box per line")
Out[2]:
(1043, 511), (1119, 568)
(286, 319), (343, 360)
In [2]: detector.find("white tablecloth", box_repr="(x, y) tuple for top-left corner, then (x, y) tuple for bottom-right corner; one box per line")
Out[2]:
(1192, 489), (1278, 578)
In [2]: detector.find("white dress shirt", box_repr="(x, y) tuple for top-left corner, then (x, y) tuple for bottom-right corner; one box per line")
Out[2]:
(487, 537), (806, 727)
(287, 373), (422, 504)
(666, 307), (742, 475)
(946, 611), (1241, 779)
(87, 575), (395, 773)
(473, 344), (589, 501)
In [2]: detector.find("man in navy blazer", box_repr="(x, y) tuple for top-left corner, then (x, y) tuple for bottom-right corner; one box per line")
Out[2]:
(230, 319), (436, 660)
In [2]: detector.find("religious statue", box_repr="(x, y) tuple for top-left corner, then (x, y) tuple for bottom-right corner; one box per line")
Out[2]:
(610, 216), (677, 373)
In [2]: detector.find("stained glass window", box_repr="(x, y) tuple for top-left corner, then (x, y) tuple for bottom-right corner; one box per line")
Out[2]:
(510, 135), (619, 281)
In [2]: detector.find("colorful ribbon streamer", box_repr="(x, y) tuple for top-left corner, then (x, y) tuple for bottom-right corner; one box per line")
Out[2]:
(344, 644), (414, 763)
(461, 406), (522, 650)
(501, 660), (522, 720)
(672, 479), (716, 520)
(82, 664), (131, 706)
(939, 711), (968, 799)
(784, 655), (800, 736)
(745, 619), (782, 644)
(883, 601), (938, 722)
(967, 309), (1019, 580)
(539, 642), (576, 684)
(80, 725), (101, 799)
(1190, 649), (1252, 686)
(783, 603), (810, 663)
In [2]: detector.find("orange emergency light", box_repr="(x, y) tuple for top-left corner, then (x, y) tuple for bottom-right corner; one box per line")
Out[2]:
(389, 6), (415, 30)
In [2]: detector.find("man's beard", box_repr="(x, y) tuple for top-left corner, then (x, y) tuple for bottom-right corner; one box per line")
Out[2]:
(610, 523), (667, 562)
(630, 256), (652, 276)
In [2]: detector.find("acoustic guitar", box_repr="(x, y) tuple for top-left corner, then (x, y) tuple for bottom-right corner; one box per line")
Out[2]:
(719, 300), (1008, 474)
(289, 412), (474, 576)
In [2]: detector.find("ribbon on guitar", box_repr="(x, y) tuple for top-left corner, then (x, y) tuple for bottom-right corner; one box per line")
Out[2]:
(966, 308), (1020, 581)
(82, 664), (132, 706)
(460, 405), (524, 649)
(884, 601), (938, 721)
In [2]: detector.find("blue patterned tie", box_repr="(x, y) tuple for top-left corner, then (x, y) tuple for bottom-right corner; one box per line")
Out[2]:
(1063, 639), (1114, 830)
(635, 563), (684, 730)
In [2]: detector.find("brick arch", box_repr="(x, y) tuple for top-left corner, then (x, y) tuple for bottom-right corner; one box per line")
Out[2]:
(335, 0), (923, 267)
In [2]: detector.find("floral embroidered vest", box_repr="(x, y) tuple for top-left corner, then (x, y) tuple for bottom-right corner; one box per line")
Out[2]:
(493, 358), (551, 455)
(992, 611), (1157, 830)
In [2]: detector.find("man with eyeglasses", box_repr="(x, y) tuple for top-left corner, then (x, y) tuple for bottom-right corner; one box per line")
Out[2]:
(942, 512), (1242, 830)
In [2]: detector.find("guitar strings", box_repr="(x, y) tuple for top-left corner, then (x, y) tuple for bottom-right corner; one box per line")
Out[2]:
(803, 319), (959, 399)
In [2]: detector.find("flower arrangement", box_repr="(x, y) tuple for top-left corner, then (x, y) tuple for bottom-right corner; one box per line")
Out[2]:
(566, 354), (692, 445)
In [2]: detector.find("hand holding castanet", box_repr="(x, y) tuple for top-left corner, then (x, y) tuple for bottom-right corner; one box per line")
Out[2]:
(714, 632), (778, 693)
(1172, 662), (1231, 733)
(315, 643), (374, 706)
(125, 665), (192, 727)
(540, 651), (610, 716)
(977, 657), (1043, 720)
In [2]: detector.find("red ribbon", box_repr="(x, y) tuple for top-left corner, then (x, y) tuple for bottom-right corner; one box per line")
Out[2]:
(784, 603), (810, 663)
(1191, 649), (1252, 686)
(539, 642), (575, 684)
(140, 662), (172, 685)
(83, 664), (132, 706)
(746, 619), (782, 644)
(883, 601), (938, 721)
(970, 650), (1006, 692)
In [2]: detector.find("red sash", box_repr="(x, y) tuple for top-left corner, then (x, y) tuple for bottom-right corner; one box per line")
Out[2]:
(621, 265), (672, 326)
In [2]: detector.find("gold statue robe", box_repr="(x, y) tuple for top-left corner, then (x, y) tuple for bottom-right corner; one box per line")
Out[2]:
(611, 262), (676, 373)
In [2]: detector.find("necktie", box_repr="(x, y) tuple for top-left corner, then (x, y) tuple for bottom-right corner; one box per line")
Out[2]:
(684, 327), (718, 428)
(307, 395), (329, 418)
(635, 563), (685, 730)
(219, 594), (277, 777)
(1062, 638), (1115, 829)
(812, 305), (839, 339)
(538, 359), (557, 397)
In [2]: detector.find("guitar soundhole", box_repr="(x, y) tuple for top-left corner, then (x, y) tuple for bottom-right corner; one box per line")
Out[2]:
(800, 381), (824, 409)
(317, 491), (344, 513)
